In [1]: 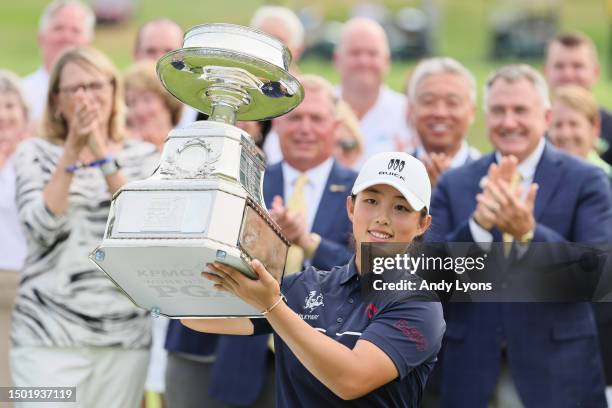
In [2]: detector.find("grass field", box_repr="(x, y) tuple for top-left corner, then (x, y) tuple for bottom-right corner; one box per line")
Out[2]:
(1, 0), (611, 151)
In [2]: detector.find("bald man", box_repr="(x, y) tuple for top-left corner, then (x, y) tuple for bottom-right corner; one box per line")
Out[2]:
(132, 18), (201, 126)
(133, 18), (183, 62)
(250, 5), (304, 72)
(334, 17), (413, 168)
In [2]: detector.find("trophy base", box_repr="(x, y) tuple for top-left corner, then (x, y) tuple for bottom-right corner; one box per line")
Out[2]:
(90, 241), (263, 318)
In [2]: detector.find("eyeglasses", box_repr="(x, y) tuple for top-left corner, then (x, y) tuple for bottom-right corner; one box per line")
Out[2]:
(58, 81), (111, 96)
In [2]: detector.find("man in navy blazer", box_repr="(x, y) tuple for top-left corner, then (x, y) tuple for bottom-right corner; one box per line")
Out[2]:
(165, 74), (357, 407)
(428, 64), (611, 407)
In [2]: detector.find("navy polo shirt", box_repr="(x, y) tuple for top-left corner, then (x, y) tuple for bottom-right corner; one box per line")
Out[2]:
(251, 258), (446, 408)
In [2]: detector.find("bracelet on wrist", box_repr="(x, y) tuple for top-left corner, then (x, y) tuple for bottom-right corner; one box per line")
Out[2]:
(65, 155), (116, 174)
(261, 294), (286, 316)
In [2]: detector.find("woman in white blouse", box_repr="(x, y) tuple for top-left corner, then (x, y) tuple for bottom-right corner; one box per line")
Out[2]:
(10, 47), (158, 408)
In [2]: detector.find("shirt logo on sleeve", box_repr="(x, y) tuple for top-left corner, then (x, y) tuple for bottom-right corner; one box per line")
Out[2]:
(393, 320), (427, 352)
(366, 304), (378, 320)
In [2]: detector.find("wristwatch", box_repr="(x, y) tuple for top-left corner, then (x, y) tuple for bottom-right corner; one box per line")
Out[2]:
(100, 157), (121, 176)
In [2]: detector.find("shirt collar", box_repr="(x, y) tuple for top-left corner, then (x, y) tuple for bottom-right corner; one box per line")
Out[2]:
(282, 158), (334, 188)
(415, 140), (471, 169)
(495, 137), (546, 181)
(339, 256), (359, 285)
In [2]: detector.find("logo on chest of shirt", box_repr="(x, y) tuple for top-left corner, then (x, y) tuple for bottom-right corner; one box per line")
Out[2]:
(298, 290), (324, 320)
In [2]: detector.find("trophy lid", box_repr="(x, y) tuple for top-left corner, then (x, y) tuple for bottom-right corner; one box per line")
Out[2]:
(157, 23), (304, 122)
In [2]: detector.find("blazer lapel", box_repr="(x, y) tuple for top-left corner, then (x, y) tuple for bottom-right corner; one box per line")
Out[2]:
(263, 163), (284, 209)
(311, 161), (351, 237)
(533, 144), (564, 220)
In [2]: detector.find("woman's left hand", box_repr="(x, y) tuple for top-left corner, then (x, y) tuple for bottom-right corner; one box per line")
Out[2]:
(84, 98), (109, 160)
(204, 260), (281, 313)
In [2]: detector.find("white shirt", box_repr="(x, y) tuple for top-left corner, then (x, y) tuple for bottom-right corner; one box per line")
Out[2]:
(22, 67), (49, 124)
(0, 157), (27, 271)
(469, 138), (546, 243)
(354, 85), (413, 168)
(263, 85), (414, 168)
(415, 141), (481, 169)
(281, 158), (334, 231)
(176, 106), (199, 128)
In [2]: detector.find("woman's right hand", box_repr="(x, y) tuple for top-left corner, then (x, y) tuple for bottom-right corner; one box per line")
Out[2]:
(64, 93), (98, 157)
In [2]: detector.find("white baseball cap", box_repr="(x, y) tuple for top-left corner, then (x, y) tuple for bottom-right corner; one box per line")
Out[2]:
(352, 152), (431, 211)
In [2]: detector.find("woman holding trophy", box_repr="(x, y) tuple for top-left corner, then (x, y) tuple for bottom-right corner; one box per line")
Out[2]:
(183, 152), (445, 407)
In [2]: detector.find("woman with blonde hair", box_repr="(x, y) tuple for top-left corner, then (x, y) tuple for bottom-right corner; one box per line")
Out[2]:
(549, 84), (611, 175)
(124, 60), (183, 150)
(10, 46), (158, 408)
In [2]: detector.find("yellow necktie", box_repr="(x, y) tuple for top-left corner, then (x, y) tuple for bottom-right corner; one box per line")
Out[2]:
(502, 172), (523, 255)
(284, 173), (309, 274)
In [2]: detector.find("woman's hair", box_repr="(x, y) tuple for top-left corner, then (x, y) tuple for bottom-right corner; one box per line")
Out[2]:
(335, 100), (364, 154)
(0, 69), (29, 121)
(552, 84), (600, 127)
(42, 46), (126, 144)
(124, 60), (183, 126)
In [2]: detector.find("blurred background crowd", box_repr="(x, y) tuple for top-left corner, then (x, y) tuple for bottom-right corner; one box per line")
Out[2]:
(2, 0), (612, 407)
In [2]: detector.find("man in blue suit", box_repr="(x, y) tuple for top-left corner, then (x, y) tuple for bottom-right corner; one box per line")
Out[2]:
(165, 74), (357, 407)
(429, 64), (611, 407)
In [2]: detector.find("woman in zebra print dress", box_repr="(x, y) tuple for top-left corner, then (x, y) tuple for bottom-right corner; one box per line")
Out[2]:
(10, 47), (159, 408)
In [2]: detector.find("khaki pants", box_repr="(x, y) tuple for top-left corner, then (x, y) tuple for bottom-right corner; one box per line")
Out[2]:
(0, 270), (19, 408)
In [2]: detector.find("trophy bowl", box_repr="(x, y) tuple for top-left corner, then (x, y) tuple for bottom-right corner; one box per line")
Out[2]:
(89, 24), (303, 318)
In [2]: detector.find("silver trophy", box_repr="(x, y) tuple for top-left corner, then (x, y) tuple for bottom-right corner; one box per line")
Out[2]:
(89, 24), (303, 318)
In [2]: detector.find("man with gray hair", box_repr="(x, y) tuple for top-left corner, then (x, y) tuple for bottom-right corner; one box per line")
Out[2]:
(429, 64), (611, 406)
(407, 57), (480, 186)
(22, 0), (94, 123)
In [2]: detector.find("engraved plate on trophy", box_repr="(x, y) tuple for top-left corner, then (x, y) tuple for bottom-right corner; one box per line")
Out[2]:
(89, 24), (303, 318)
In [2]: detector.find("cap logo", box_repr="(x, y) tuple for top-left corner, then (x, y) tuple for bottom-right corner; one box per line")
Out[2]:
(387, 159), (405, 172)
